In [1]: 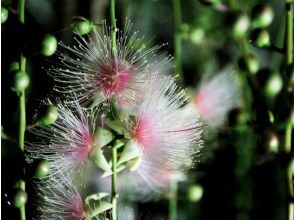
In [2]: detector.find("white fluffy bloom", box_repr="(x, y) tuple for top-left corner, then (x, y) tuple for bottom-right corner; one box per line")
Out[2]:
(32, 178), (86, 220)
(49, 20), (172, 110)
(193, 68), (243, 128)
(26, 102), (95, 178)
(125, 75), (203, 171)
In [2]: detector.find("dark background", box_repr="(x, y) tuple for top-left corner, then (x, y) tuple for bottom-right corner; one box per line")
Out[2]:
(1, 0), (291, 219)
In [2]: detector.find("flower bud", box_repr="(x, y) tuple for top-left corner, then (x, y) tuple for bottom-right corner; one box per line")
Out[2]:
(126, 156), (142, 171)
(88, 147), (112, 173)
(268, 133), (279, 153)
(231, 13), (250, 38)
(12, 189), (27, 208)
(13, 71), (30, 92)
(238, 53), (259, 74)
(117, 139), (140, 166)
(250, 28), (270, 48)
(264, 73), (283, 97)
(93, 127), (114, 148)
(1, 7), (8, 24)
(9, 61), (19, 72)
(251, 4), (274, 28)
(41, 35), (57, 57)
(190, 28), (205, 45)
(72, 17), (93, 35)
(36, 106), (59, 126)
(32, 159), (50, 178)
(187, 184), (203, 202)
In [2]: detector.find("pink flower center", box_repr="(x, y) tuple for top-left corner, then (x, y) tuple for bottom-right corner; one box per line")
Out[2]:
(133, 117), (160, 149)
(67, 197), (85, 220)
(194, 91), (213, 119)
(97, 60), (133, 94)
(75, 132), (93, 163)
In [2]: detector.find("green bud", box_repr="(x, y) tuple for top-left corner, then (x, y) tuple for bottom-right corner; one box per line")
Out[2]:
(88, 147), (112, 173)
(267, 111), (275, 124)
(251, 4), (274, 28)
(37, 106), (59, 126)
(238, 53), (259, 74)
(9, 61), (19, 72)
(106, 120), (125, 135)
(250, 28), (270, 48)
(12, 189), (27, 208)
(117, 139), (140, 166)
(32, 159), (50, 178)
(187, 184), (203, 202)
(93, 127), (114, 148)
(231, 13), (250, 38)
(13, 71), (30, 92)
(1, 7), (8, 24)
(126, 156), (142, 171)
(268, 133), (279, 153)
(190, 28), (205, 45)
(41, 35), (57, 57)
(72, 17), (93, 35)
(264, 73), (283, 97)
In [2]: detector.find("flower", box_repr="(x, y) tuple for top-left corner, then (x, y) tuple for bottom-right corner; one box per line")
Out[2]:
(192, 68), (243, 129)
(125, 75), (203, 171)
(49, 20), (172, 110)
(26, 101), (95, 178)
(32, 178), (86, 220)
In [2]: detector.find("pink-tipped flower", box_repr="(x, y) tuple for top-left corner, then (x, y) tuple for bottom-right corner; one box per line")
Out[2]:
(26, 102), (95, 177)
(125, 75), (203, 171)
(33, 178), (86, 220)
(193, 68), (243, 129)
(49, 20), (172, 110)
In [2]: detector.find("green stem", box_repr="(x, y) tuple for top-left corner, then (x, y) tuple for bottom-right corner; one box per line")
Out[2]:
(109, 1), (118, 219)
(111, 145), (118, 220)
(168, 181), (178, 220)
(172, 0), (183, 83)
(285, 3), (293, 220)
(286, 3), (293, 65)
(110, 0), (117, 56)
(18, 0), (27, 219)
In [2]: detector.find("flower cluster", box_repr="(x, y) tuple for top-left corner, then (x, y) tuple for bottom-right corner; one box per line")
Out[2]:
(26, 20), (203, 218)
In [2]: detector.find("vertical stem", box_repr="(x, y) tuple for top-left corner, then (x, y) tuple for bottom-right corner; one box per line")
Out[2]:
(110, 0), (117, 55)
(18, 0), (27, 219)
(111, 145), (118, 220)
(109, 1), (118, 219)
(168, 181), (178, 220)
(286, 3), (293, 66)
(172, 0), (183, 83)
(285, 2), (293, 220)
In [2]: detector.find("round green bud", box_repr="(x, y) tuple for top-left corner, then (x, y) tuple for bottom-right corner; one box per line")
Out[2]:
(13, 71), (30, 92)
(231, 13), (250, 38)
(190, 28), (205, 45)
(250, 28), (270, 48)
(268, 133), (279, 153)
(37, 106), (59, 126)
(187, 184), (203, 202)
(238, 53), (260, 74)
(12, 189), (27, 208)
(72, 17), (93, 35)
(1, 7), (8, 24)
(264, 73), (283, 97)
(9, 61), (20, 72)
(41, 35), (57, 57)
(251, 4), (274, 28)
(32, 159), (50, 178)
